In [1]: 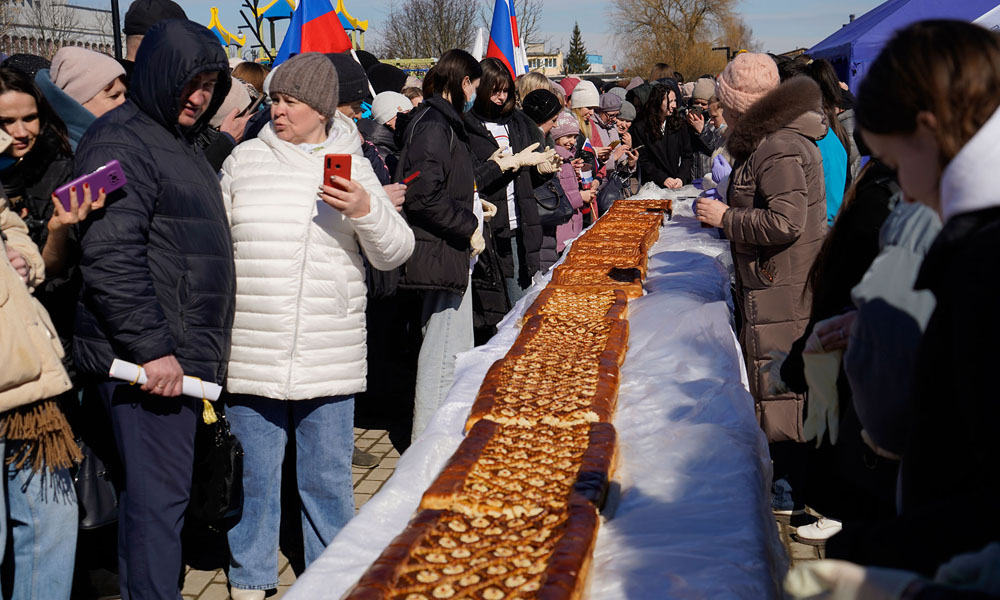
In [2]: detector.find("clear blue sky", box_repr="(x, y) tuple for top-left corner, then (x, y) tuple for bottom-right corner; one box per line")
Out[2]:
(105, 0), (886, 63)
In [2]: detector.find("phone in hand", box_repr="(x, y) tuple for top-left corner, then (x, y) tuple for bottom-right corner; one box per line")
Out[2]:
(238, 94), (265, 118)
(324, 154), (351, 185)
(53, 160), (127, 212)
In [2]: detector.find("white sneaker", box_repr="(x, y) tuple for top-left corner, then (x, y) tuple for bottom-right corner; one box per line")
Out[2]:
(231, 589), (266, 600)
(795, 517), (843, 543)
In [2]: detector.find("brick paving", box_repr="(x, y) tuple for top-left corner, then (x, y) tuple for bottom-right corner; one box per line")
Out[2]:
(186, 428), (819, 598)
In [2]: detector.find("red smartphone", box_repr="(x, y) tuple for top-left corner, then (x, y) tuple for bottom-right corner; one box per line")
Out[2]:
(54, 160), (127, 212)
(324, 154), (351, 184)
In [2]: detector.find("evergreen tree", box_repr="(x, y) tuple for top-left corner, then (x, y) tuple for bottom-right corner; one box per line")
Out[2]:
(565, 22), (590, 74)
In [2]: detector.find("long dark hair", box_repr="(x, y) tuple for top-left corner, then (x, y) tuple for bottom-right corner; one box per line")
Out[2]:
(473, 57), (515, 118)
(640, 83), (682, 139)
(0, 66), (71, 156)
(423, 49), (483, 115)
(857, 20), (1000, 168)
(805, 59), (849, 152)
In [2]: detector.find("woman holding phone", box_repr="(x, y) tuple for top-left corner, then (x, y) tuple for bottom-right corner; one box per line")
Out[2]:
(392, 49), (482, 442)
(220, 53), (413, 599)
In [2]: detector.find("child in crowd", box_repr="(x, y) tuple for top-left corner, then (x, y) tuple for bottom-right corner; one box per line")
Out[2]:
(551, 111), (592, 247)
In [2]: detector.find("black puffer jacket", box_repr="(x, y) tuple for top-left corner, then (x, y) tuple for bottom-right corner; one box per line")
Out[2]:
(394, 97), (478, 294)
(74, 19), (235, 384)
(462, 107), (545, 284)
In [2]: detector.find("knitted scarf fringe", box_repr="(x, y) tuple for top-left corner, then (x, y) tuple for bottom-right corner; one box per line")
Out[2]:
(1, 399), (82, 472)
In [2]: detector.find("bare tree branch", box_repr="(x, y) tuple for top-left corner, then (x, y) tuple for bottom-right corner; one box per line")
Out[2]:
(373, 0), (478, 59)
(611, 0), (756, 80)
(477, 0), (548, 47)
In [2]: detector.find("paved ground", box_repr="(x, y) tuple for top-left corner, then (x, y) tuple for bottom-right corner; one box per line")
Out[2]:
(186, 428), (821, 599)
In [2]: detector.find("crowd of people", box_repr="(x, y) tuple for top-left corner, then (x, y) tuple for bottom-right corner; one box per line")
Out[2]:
(0, 0), (997, 596)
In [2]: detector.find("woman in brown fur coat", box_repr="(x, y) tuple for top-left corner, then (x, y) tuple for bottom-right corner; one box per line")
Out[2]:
(695, 54), (828, 443)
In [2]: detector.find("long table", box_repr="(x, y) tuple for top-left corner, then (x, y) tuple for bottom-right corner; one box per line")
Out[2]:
(287, 186), (787, 599)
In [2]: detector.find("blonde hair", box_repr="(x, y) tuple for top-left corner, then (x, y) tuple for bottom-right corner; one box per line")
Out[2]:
(572, 107), (591, 137)
(515, 71), (551, 105)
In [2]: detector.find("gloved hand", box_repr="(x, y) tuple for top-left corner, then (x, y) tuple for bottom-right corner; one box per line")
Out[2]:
(534, 150), (563, 174)
(488, 147), (520, 172)
(711, 153), (732, 185)
(785, 559), (922, 600)
(481, 198), (497, 221)
(935, 543), (1000, 594)
(802, 317), (844, 447)
(512, 142), (557, 168)
(470, 226), (485, 258)
(761, 350), (790, 396)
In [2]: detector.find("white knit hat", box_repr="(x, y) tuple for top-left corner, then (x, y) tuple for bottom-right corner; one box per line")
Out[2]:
(50, 47), (125, 105)
(371, 91), (411, 125)
(570, 80), (599, 109)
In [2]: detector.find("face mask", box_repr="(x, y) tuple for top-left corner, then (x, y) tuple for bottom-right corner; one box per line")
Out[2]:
(463, 93), (476, 113)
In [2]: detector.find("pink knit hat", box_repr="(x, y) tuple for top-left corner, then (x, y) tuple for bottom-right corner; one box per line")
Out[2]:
(559, 77), (580, 98)
(551, 110), (579, 141)
(50, 47), (125, 105)
(716, 53), (779, 114)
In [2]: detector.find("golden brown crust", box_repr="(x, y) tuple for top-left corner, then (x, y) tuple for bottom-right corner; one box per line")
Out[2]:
(520, 288), (628, 325)
(420, 421), (498, 510)
(537, 497), (600, 600)
(549, 266), (643, 299)
(343, 510), (446, 599)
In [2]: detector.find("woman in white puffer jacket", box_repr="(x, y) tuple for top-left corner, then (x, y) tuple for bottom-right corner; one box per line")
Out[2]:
(219, 53), (414, 598)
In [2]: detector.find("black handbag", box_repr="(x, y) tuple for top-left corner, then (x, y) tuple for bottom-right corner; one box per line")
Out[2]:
(534, 179), (574, 227)
(596, 170), (630, 214)
(73, 439), (119, 530)
(187, 404), (244, 530)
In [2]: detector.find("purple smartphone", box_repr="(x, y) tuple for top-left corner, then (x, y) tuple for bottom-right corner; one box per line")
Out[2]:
(53, 160), (127, 212)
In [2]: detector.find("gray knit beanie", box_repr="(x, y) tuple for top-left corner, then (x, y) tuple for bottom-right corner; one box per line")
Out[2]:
(268, 53), (339, 118)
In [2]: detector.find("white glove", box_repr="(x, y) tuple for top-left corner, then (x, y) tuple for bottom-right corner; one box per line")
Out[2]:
(514, 144), (558, 168)
(481, 199), (497, 221)
(488, 147), (520, 172)
(785, 560), (922, 600)
(470, 226), (485, 258)
(802, 347), (843, 447)
(534, 150), (563, 175)
(935, 543), (1000, 594)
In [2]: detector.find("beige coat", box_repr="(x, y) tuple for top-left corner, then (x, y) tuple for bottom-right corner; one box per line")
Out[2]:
(722, 77), (828, 443)
(0, 198), (71, 411)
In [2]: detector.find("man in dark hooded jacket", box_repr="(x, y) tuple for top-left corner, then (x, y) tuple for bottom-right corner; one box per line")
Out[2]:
(73, 19), (235, 600)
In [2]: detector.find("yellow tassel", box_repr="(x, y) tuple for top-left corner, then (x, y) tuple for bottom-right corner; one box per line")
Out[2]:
(202, 399), (218, 425)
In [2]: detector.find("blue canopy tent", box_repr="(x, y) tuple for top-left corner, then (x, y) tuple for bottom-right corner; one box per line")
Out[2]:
(809, 0), (999, 92)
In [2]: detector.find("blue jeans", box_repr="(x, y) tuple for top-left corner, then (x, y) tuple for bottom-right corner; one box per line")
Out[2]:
(0, 438), (78, 600)
(412, 281), (473, 442)
(225, 395), (355, 591)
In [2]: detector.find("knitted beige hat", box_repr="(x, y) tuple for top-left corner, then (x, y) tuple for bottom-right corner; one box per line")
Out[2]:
(50, 47), (126, 105)
(268, 52), (339, 118)
(716, 53), (779, 114)
(692, 77), (716, 101)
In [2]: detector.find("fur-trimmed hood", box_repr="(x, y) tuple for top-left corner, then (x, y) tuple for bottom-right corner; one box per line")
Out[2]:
(727, 77), (827, 162)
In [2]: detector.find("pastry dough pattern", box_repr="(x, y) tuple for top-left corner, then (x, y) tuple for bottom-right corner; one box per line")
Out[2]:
(343, 199), (669, 600)
(346, 496), (599, 600)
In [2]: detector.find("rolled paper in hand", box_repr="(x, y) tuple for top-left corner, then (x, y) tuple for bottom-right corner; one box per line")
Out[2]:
(108, 359), (222, 401)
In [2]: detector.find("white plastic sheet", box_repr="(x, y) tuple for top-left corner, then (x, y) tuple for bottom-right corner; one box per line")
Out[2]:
(288, 185), (786, 599)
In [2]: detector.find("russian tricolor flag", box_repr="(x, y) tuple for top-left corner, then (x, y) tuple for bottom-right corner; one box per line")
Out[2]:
(274, 0), (353, 67)
(580, 137), (596, 155)
(486, 0), (526, 78)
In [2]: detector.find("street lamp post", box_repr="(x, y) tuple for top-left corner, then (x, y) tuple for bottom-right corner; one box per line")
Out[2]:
(712, 46), (732, 62)
(111, 0), (122, 60)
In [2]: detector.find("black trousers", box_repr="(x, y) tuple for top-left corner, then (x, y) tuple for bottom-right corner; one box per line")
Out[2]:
(97, 381), (197, 600)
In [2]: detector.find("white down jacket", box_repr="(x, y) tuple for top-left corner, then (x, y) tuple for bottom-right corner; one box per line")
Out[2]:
(221, 113), (414, 400)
